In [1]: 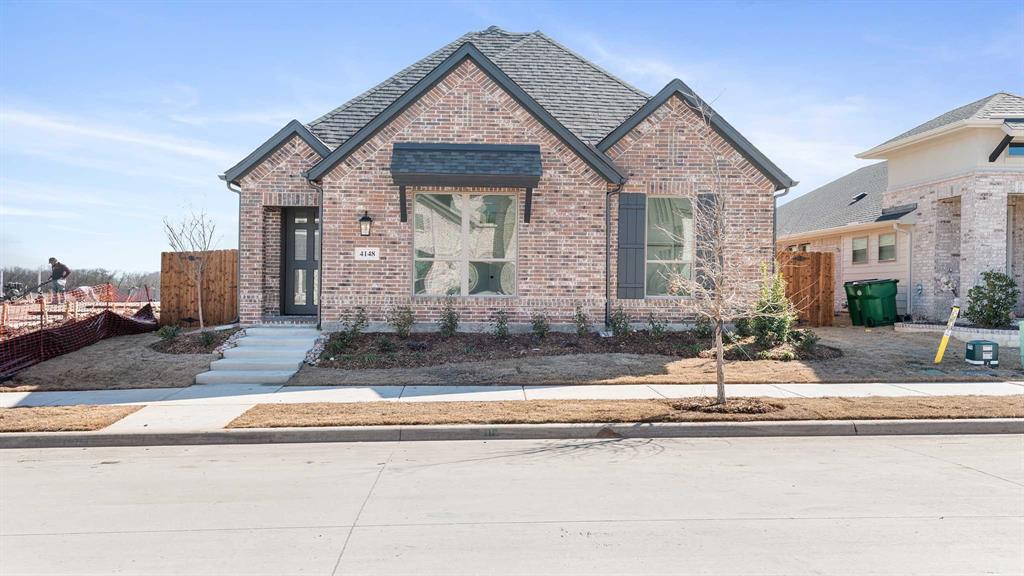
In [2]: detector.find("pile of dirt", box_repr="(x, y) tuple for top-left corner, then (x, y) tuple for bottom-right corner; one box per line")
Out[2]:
(150, 328), (239, 354)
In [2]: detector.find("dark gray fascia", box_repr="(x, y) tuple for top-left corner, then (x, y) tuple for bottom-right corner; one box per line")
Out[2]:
(597, 79), (797, 191)
(221, 120), (332, 185)
(305, 42), (626, 184)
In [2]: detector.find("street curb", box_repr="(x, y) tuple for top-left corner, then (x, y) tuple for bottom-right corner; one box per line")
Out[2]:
(1, 418), (1021, 449)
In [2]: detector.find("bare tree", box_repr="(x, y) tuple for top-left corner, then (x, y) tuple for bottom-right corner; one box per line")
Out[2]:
(656, 93), (796, 404)
(163, 210), (218, 329)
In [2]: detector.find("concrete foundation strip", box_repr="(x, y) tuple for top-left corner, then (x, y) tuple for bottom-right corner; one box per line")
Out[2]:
(1, 418), (1021, 449)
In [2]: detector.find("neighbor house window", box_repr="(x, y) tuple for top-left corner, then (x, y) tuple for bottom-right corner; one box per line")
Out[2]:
(878, 233), (896, 262)
(646, 197), (693, 296)
(1009, 143), (1024, 157)
(799, 243), (811, 252)
(413, 193), (517, 296)
(786, 245), (797, 252)
(852, 236), (868, 264)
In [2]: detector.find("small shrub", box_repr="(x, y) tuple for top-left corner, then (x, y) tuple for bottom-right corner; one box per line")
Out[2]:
(752, 263), (797, 347)
(608, 306), (631, 339)
(325, 332), (352, 356)
(199, 331), (216, 347)
(573, 305), (591, 338)
(375, 336), (396, 354)
(387, 306), (414, 339)
(777, 350), (795, 362)
(438, 298), (460, 337)
(346, 306), (369, 339)
(492, 309), (510, 340)
(755, 349), (773, 361)
(647, 314), (668, 340)
(693, 316), (713, 339)
(530, 312), (550, 340)
(965, 271), (1020, 329)
(156, 325), (181, 340)
(792, 329), (819, 354)
(733, 317), (752, 338)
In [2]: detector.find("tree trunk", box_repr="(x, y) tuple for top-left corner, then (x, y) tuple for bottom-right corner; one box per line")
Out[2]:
(714, 318), (726, 404)
(195, 266), (205, 330)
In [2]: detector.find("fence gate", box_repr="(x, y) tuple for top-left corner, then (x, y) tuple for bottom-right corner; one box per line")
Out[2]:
(778, 251), (835, 327)
(160, 249), (238, 327)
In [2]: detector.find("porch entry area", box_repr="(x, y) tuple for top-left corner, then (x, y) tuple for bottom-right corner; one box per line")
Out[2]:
(282, 207), (319, 316)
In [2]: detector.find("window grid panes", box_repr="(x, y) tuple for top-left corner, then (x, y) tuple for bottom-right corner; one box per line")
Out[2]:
(414, 193), (517, 296)
(852, 236), (868, 264)
(645, 197), (693, 296)
(878, 233), (896, 262)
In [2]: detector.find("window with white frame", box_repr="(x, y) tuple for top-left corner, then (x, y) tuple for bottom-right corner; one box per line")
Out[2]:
(646, 197), (694, 296)
(799, 243), (811, 252)
(852, 236), (868, 264)
(878, 232), (896, 262)
(413, 193), (517, 296)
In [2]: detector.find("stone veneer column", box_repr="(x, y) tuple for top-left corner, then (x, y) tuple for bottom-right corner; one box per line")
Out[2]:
(959, 176), (1008, 297)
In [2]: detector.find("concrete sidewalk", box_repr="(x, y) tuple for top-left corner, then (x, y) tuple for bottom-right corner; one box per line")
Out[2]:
(1, 381), (1022, 433)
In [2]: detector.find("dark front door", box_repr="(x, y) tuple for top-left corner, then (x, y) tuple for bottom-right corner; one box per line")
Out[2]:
(283, 207), (319, 315)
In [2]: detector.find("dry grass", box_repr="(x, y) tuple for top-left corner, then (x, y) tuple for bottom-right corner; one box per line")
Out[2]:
(227, 395), (1023, 428)
(0, 405), (141, 432)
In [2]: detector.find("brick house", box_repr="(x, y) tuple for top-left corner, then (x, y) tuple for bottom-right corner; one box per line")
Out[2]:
(221, 27), (795, 330)
(777, 92), (1024, 321)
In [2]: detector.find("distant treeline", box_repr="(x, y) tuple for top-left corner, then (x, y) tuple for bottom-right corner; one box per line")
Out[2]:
(1, 267), (160, 300)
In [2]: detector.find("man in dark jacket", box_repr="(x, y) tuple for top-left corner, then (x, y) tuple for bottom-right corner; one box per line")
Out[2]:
(47, 257), (71, 303)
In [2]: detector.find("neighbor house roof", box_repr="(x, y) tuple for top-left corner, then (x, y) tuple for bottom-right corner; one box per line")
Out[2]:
(860, 92), (1024, 157)
(776, 162), (914, 238)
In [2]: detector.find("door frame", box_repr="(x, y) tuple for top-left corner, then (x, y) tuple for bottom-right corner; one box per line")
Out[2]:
(281, 207), (319, 315)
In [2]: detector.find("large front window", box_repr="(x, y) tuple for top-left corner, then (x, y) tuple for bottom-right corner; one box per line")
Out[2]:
(646, 197), (693, 296)
(414, 193), (517, 296)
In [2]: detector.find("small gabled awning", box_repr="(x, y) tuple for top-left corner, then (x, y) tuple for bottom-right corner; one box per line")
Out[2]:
(390, 143), (542, 188)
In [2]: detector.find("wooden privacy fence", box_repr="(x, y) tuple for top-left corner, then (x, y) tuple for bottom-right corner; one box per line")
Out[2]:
(160, 249), (238, 327)
(778, 251), (835, 327)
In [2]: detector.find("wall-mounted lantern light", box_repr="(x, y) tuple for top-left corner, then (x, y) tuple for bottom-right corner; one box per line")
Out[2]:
(359, 211), (373, 237)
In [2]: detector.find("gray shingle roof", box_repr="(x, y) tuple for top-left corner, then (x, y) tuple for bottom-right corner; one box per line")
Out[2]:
(880, 92), (1024, 147)
(390, 143), (541, 188)
(776, 162), (892, 237)
(307, 26), (650, 148)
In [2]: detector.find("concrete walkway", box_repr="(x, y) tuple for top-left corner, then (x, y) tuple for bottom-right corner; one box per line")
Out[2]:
(2, 381), (1022, 433)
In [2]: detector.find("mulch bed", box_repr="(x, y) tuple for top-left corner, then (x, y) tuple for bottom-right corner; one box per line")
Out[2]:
(318, 331), (841, 370)
(150, 328), (239, 354)
(227, 395), (1023, 428)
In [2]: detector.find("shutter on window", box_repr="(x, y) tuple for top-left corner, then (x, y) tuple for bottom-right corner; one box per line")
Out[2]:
(617, 193), (646, 299)
(696, 193), (719, 292)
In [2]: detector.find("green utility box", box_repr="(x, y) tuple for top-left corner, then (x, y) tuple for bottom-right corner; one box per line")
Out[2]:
(966, 340), (999, 367)
(844, 279), (900, 327)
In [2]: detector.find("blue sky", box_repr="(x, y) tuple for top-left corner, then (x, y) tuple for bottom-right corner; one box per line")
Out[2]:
(1, 1), (1021, 272)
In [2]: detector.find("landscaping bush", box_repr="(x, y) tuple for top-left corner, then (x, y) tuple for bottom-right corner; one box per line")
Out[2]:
(375, 336), (396, 354)
(325, 333), (352, 357)
(608, 306), (631, 339)
(964, 271), (1020, 329)
(573, 305), (591, 338)
(752, 264), (797, 347)
(693, 316), (713, 339)
(156, 325), (181, 340)
(733, 317), (752, 338)
(647, 314), (667, 340)
(492, 309), (510, 340)
(530, 312), (550, 340)
(199, 331), (216, 347)
(438, 299), (460, 337)
(346, 306), (369, 339)
(387, 306), (414, 339)
(792, 328), (819, 354)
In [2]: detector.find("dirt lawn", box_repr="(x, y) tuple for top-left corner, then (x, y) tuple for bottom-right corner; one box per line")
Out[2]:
(1, 333), (214, 392)
(291, 325), (1023, 386)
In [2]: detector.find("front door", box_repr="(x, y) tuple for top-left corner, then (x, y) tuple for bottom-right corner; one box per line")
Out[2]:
(283, 207), (319, 315)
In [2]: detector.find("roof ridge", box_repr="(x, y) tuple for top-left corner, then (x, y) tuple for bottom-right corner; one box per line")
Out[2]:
(492, 31), (540, 61)
(530, 31), (650, 99)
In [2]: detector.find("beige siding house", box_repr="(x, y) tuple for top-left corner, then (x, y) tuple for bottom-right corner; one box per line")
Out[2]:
(778, 92), (1024, 321)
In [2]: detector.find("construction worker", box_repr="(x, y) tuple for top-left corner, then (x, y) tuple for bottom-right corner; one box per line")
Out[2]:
(47, 257), (71, 304)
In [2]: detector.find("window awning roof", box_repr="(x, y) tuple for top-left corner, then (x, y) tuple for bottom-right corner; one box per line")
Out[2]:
(390, 143), (542, 188)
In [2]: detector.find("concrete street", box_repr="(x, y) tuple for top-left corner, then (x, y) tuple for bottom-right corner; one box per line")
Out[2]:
(2, 435), (1022, 575)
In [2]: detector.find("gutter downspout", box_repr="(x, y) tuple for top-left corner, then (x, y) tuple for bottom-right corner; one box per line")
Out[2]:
(222, 177), (242, 324)
(605, 181), (626, 328)
(772, 186), (792, 273)
(305, 174), (325, 331)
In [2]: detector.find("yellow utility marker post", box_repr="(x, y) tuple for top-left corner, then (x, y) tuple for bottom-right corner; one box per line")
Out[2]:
(934, 298), (961, 364)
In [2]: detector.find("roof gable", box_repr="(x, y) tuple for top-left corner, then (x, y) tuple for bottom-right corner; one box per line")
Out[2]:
(597, 79), (796, 191)
(305, 42), (626, 183)
(221, 120), (330, 185)
(869, 92), (1024, 152)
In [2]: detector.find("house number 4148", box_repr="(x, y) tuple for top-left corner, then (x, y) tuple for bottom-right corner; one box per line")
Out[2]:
(355, 248), (380, 261)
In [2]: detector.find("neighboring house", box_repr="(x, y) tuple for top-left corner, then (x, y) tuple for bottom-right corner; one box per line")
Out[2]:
(221, 26), (795, 329)
(777, 92), (1024, 321)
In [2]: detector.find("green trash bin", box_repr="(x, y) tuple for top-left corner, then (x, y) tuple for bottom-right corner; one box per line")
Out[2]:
(844, 279), (900, 327)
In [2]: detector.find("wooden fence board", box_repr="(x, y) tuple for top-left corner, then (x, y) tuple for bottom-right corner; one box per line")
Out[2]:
(778, 251), (834, 327)
(160, 249), (238, 327)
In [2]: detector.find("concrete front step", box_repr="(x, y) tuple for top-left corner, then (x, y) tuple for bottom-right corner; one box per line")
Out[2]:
(245, 327), (320, 338)
(236, 336), (318, 348)
(222, 346), (311, 359)
(210, 358), (304, 372)
(195, 370), (296, 385)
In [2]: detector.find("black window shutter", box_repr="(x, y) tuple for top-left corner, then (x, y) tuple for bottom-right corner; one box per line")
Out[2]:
(617, 193), (646, 299)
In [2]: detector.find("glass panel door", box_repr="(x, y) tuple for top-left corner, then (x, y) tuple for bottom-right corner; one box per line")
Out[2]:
(283, 207), (319, 315)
